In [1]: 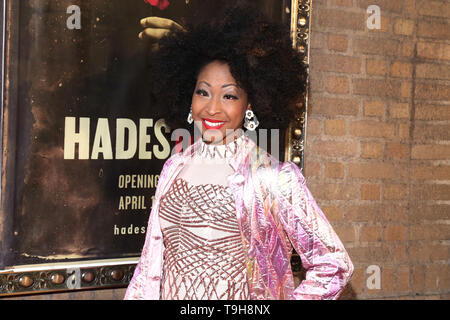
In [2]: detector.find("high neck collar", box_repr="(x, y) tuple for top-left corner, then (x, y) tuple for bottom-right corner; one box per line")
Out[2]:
(198, 134), (245, 160)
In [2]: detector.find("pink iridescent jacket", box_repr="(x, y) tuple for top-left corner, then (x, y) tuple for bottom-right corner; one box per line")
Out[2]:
(125, 135), (353, 300)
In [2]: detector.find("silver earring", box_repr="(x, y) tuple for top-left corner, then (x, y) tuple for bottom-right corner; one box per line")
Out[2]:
(243, 109), (259, 131)
(187, 107), (193, 124)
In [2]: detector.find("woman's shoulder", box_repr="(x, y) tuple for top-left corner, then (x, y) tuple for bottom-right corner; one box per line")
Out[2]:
(159, 150), (184, 176)
(252, 155), (306, 193)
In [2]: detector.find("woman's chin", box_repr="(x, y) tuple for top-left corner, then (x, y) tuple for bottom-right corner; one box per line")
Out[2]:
(202, 130), (224, 144)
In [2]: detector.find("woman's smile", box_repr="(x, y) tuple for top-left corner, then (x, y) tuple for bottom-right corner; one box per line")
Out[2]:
(202, 118), (226, 129)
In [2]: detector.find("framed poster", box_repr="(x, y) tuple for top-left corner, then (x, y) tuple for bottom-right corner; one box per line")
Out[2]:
(0, 0), (310, 296)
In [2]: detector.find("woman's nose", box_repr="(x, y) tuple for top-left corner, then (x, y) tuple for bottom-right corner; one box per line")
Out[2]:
(205, 99), (221, 115)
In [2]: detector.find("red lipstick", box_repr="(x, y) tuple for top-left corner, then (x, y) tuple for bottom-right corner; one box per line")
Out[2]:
(202, 118), (226, 130)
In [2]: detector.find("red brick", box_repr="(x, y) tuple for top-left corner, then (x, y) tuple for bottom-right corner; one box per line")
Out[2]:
(397, 265), (411, 292)
(308, 182), (359, 200)
(393, 19), (415, 36)
(330, 0), (353, 7)
(366, 59), (388, 76)
(324, 162), (345, 178)
(398, 123), (411, 140)
(417, 41), (450, 61)
(411, 184), (450, 200)
(348, 163), (399, 179)
(309, 140), (358, 157)
(418, 21), (450, 39)
(417, 0), (450, 18)
(385, 143), (409, 160)
(354, 37), (402, 57)
(410, 165), (450, 180)
(381, 267), (395, 294)
(306, 118), (322, 136)
(385, 224), (407, 241)
(360, 225), (383, 242)
(401, 81), (413, 98)
(304, 160), (321, 178)
(411, 144), (450, 160)
(353, 79), (407, 98)
(375, 15), (390, 33)
(310, 32), (327, 50)
(346, 244), (398, 263)
(384, 183), (408, 200)
(349, 267), (365, 295)
(389, 102), (410, 119)
(415, 83), (450, 101)
(439, 265), (450, 290)
(316, 9), (365, 31)
(309, 71), (327, 92)
(413, 124), (450, 141)
(327, 34), (348, 52)
(425, 264), (440, 292)
(409, 242), (448, 262)
(333, 224), (357, 242)
(394, 244), (408, 263)
(401, 41), (415, 57)
(361, 184), (380, 200)
(391, 61), (413, 78)
(409, 224), (450, 241)
(327, 76), (350, 94)
(361, 142), (384, 159)
(350, 120), (395, 138)
(416, 63), (450, 80)
(415, 104), (450, 120)
(321, 205), (344, 221)
(325, 119), (346, 136)
(312, 54), (362, 74)
(356, 0), (403, 13)
(309, 96), (360, 116)
(409, 204), (450, 222)
(364, 100), (386, 118)
(306, 117), (322, 136)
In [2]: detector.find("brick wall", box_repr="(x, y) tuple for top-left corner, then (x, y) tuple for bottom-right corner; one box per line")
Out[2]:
(306, 0), (449, 299)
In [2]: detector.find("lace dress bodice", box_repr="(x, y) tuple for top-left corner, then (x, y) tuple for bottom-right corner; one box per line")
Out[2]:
(158, 134), (249, 300)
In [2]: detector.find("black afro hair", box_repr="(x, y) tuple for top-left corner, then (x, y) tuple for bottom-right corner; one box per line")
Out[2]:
(148, 3), (308, 133)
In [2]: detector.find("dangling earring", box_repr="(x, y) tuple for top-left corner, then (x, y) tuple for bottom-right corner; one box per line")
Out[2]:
(187, 106), (193, 124)
(243, 109), (259, 131)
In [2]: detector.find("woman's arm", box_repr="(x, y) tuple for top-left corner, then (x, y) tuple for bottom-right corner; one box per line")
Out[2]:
(275, 161), (354, 300)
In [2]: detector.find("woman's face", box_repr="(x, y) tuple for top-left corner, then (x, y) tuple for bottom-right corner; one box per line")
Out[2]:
(191, 60), (249, 144)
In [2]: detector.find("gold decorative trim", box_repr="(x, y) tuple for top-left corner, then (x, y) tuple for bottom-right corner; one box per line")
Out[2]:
(0, 260), (137, 296)
(285, 0), (311, 173)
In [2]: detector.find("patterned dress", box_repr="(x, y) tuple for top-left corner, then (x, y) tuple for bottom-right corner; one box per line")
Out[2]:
(158, 135), (249, 300)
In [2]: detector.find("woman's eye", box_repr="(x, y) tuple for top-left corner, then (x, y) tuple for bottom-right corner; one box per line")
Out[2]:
(224, 94), (238, 100)
(195, 89), (209, 96)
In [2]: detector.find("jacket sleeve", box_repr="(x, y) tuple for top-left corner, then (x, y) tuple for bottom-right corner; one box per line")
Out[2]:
(275, 161), (354, 300)
(124, 155), (176, 300)
(123, 206), (161, 300)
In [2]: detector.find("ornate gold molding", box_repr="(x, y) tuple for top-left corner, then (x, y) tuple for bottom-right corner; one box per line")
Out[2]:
(285, 0), (311, 173)
(0, 259), (137, 296)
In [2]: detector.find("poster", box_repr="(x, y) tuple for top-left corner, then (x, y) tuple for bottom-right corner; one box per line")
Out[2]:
(1, 0), (299, 290)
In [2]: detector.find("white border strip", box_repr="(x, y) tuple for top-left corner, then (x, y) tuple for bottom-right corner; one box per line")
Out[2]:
(0, 257), (139, 273)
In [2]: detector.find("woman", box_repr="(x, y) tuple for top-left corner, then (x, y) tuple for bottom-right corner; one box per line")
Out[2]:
(125, 5), (353, 300)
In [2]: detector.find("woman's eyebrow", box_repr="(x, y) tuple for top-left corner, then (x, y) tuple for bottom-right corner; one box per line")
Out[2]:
(198, 81), (238, 88)
(198, 80), (211, 87)
(222, 83), (238, 88)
